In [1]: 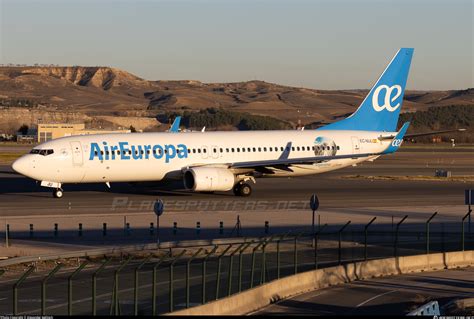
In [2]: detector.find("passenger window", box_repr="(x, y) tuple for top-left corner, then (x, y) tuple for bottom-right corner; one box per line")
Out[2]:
(231, 148), (235, 152)
(203, 149), (207, 153)
(198, 149), (201, 153)
(220, 148), (223, 153)
(263, 147), (267, 152)
(253, 147), (256, 152)
(213, 148), (217, 153)
(226, 148), (229, 152)
(237, 148), (240, 152)
(258, 147), (261, 152)
(337, 146), (340, 150)
(247, 147), (251, 152)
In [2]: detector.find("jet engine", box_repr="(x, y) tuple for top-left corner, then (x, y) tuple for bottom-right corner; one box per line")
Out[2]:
(183, 167), (235, 191)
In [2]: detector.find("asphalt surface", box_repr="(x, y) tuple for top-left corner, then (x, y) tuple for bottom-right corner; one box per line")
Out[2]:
(0, 241), (323, 315)
(0, 148), (472, 216)
(253, 267), (474, 315)
(1, 248), (472, 315)
(0, 147), (472, 315)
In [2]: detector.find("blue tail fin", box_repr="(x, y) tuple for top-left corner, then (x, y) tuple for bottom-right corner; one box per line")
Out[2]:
(169, 116), (181, 133)
(320, 48), (414, 132)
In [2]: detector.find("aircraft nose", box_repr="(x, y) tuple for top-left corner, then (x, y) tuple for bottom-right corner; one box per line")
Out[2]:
(12, 156), (30, 176)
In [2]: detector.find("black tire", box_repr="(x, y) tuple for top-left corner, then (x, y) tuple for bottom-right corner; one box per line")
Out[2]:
(238, 183), (252, 197)
(233, 184), (241, 196)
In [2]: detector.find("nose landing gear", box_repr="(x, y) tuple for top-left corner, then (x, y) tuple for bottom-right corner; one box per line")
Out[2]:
(53, 188), (64, 198)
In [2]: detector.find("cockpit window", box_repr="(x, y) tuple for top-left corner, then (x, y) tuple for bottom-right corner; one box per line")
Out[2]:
(30, 149), (54, 156)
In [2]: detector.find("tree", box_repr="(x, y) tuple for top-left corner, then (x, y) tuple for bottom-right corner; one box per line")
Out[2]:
(129, 125), (137, 133)
(18, 124), (29, 135)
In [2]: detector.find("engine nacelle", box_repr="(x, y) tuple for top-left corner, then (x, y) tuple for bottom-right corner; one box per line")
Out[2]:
(183, 167), (235, 191)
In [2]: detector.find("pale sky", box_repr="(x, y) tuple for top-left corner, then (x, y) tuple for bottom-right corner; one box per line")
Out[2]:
(1, 0), (472, 90)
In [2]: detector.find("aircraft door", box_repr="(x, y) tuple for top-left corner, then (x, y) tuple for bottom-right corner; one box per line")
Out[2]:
(70, 141), (84, 166)
(351, 137), (360, 154)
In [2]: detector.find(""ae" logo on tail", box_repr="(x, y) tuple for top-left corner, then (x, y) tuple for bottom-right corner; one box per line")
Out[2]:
(372, 84), (402, 112)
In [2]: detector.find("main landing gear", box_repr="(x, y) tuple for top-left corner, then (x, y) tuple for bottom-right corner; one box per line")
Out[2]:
(233, 182), (252, 197)
(53, 188), (64, 198)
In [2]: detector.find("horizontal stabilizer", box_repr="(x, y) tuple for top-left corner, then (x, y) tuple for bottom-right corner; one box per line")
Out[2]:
(378, 128), (466, 140)
(382, 122), (410, 154)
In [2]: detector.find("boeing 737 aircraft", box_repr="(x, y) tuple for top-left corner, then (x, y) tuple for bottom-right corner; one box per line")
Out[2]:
(11, 48), (462, 198)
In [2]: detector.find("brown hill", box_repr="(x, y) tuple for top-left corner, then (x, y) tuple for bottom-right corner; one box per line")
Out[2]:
(0, 66), (472, 131)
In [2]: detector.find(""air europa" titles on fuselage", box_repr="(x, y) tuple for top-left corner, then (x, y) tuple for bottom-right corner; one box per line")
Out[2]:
(89, 142), (188, 163)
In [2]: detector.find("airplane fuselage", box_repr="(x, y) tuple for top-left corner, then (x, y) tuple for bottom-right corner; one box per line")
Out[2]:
(13, 129), (392, 185)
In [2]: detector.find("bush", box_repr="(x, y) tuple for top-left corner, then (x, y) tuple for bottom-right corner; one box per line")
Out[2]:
(158, 108), (292, 131)
(399, 105), (474, 143)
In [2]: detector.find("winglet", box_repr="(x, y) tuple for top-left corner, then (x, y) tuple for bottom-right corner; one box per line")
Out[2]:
(383, 122), (410, 154)
(169, 116), (181, 133)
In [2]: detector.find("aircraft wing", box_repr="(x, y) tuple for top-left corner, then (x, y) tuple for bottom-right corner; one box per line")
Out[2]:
(229, 151), (382, 169)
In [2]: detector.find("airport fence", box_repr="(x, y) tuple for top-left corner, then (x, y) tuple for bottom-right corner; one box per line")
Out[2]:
(0, 218), (473, 315)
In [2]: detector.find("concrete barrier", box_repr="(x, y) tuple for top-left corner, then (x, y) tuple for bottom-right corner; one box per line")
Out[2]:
(167, 250), (474, 315)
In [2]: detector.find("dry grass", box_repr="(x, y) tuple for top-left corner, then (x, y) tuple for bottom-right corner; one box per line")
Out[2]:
(0, 152), (26, 164)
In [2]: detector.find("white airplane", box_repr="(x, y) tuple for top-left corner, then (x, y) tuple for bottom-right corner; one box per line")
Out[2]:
(11, 48), (461, 198)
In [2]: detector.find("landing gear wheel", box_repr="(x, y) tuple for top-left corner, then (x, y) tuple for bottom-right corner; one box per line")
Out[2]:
(234, 183), (252, 197)
(233, 184), (241, 196)
(53, 188), (63, 198)
(239, 183), (252, 196)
